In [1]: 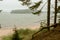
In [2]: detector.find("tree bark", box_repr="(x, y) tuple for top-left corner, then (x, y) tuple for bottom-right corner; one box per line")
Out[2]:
(47, 0), (51, 31)
(54, 0), (57, 27)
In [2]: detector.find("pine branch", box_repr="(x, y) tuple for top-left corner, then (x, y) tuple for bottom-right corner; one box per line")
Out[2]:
(26, 0), (30, 2)
(32, 10), (41, 15)
(32, 2), (47, 15)
(19, 0), (31, 6)
(19, 0), (25, 2)
(29, 1), (42, 10)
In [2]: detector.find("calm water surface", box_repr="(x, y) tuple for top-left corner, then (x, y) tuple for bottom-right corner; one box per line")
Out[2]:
(0, 12), (55, 28)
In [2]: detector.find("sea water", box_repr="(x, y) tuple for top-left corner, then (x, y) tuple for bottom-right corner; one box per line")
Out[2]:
(0, 12), (57, 28)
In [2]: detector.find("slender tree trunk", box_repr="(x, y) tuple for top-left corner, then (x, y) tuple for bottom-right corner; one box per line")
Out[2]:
(54, 0), (57, 27)
(47, 0), (51, 31)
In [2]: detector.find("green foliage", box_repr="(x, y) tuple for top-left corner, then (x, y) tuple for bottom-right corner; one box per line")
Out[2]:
(29, 1), (42, 10)
(12, 28), (22, 40)
(19, 0), (25, 2)
(18, 29), (36, 35)
(2, 29), (36, 40)
(19, 0), (30, 2)
(2, 35), (12, 40)
(29, 1), (42, 15)
(19, 0), (43, 15)
(32, 10), (41, 15)
(19, 0), (31, 6)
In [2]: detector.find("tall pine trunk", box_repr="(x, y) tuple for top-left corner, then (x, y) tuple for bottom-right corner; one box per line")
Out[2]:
(47, 0), (51, 31)
(54, 0), (57, 27)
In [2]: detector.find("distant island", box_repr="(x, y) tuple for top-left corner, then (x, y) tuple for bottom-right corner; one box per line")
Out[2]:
(11, 9), (32, 14)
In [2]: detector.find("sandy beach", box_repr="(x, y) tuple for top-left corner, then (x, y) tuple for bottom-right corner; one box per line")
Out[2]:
(0, 28), (14, 37)
(0, 27), (38, 36)
(0, 28), (14, 40)
(0, 26), (40, 36)
(0, 26), (40, 40)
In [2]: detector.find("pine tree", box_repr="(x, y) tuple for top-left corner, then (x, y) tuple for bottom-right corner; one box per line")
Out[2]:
(12, 27), (22, 40)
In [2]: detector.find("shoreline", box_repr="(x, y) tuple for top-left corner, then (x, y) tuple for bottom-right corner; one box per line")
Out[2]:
(0, 26), (40, 40)
(0, 26), (40, 36)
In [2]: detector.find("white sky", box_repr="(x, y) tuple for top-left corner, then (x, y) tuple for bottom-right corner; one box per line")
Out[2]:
(0, 0), (28, 12)
(0, 0), (55, 12)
